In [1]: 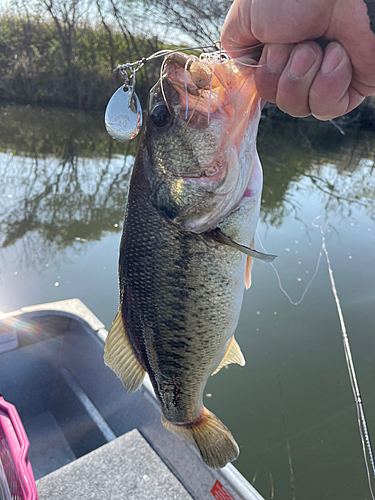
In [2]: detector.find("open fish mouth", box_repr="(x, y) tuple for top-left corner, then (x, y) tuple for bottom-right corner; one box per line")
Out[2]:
(163, 51), (260, 150)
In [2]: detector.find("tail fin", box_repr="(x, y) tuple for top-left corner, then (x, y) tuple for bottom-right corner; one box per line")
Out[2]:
(161, 407), (239, 469)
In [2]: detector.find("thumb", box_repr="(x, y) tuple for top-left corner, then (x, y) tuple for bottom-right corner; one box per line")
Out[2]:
(221, 0), (259, 58)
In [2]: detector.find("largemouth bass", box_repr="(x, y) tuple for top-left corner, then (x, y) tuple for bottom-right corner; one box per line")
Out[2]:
(104, 52), (275, 469)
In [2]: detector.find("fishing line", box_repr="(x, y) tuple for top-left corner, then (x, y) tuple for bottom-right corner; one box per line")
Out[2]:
(206, 60), (216, 125)
(256, 229), (323, 306)
(312, 217), (375, 499)
(232, 59), (266, 69)
(115, 44), (219, 76)
(183, 88), (205, 133)
(184, 58), (191, 120)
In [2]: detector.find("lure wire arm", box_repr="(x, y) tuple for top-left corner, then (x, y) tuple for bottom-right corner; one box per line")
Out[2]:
(113, 44), (225, 110)
(114, 64), (137, 106)
(113, 44), (222, 80)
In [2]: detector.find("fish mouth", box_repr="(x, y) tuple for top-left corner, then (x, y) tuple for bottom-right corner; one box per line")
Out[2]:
(164, 53), (260, 150)
(177, 158), (227, 187)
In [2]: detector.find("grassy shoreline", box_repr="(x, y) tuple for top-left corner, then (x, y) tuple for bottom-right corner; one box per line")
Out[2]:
(0, 14), (168, 110)
(1, 14), (374, 126)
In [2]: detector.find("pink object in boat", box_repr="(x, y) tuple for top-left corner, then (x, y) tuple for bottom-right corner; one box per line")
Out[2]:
(0, 396), (38, 500)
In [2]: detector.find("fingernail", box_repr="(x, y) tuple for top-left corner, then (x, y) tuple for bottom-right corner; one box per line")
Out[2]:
(289, 44), (316, 79)
(266, 44), (289, 73)
(321, 43), (343, 74)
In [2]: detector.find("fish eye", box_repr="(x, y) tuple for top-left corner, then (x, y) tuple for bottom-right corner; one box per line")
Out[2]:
(150, 103), (171, 128)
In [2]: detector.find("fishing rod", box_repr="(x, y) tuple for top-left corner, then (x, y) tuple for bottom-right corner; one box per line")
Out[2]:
(317, 222), (375, 499)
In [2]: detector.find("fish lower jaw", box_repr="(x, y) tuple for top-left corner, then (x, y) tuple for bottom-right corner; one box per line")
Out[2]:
(180, 187), (249, 233)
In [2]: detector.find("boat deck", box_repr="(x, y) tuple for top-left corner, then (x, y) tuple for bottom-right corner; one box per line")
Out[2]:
(0, 299), (265, 500)
(37, 429), (193, 500)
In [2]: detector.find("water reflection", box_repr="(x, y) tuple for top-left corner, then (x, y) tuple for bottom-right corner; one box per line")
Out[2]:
(0, 105), (140, 271)
(0, 153), (133, 248)
(0, 104), (137, 158)
(258, 119), (375, 227)
(1, 105), (374, 259)
(0, 104), (374, 278)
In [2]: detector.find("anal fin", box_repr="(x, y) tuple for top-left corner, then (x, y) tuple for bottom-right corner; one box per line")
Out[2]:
(104, 311), (145, 393)
(211, 336), (245, 376)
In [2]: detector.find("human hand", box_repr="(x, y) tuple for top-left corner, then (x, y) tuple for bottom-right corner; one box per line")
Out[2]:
(221, 0), (375, 120)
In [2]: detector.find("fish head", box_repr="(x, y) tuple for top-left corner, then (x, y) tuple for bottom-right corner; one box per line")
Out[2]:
(142, 52), (262, 233)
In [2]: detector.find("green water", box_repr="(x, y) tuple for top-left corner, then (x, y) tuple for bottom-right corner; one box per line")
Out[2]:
(1, 103), (374, 500)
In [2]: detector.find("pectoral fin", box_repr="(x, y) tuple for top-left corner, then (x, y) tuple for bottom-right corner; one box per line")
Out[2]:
(104, 311), (145, 393)
(211, 336), (245, 376)
(245, 256), (253, 290)
(245, 239), (255, 290)
(214, 229), (277, 263)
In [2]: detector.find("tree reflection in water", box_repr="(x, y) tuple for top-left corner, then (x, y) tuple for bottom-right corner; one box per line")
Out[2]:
(258, 117), (375, 227)
(0, 104), (374, 271)
(0, 105), (137, 271)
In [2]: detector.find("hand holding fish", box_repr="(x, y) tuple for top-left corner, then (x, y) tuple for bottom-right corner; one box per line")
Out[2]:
(221, 0), (375, 120)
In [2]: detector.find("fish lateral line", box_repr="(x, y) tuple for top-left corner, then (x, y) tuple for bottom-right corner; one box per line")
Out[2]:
(212, 228), (277, 263)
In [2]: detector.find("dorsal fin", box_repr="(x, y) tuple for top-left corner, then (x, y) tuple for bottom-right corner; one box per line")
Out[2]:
(211, 336), (245, 376)
(104, 311), (145, 393)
